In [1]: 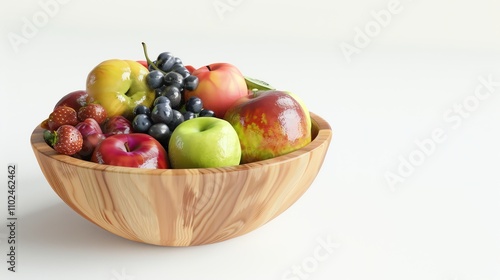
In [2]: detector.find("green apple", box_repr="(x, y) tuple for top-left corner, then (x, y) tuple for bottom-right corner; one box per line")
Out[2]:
(86, 59), (155, 119)
(168, 117), (241, 168)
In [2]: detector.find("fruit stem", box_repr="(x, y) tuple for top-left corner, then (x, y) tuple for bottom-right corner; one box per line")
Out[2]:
(124, 142), (131, 153)
(141, 42), (167, 74)
(206, 65), (212, 71)
(43, 129), (57, 147)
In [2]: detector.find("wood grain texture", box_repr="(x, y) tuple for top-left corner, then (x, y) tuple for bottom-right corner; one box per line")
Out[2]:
(30, 112), (332, 246)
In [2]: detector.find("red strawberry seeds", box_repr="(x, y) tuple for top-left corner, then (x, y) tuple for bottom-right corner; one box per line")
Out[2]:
(78, 103), (107, 124)
(47, 106), (78, 131)
(52, 125), (83, 155)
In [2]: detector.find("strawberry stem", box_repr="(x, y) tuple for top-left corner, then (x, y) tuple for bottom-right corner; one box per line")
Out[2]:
(43, 130), (58, 147)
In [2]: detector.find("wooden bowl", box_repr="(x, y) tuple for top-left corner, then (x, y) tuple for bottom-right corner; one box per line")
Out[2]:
(30, 112), (332, 246)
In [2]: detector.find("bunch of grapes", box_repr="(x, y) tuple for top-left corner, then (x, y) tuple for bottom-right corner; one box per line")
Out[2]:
(146, 51), (199, 108)
(135, 44), (216, 146)
(132, 96), (214, 146)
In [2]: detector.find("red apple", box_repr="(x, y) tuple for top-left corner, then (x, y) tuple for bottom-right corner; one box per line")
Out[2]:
(185, 65), (196, 73)
(80, 133), (106, 159)
(54, 90), (88, 111)
(223, 90), (311, 164)
(102, 115), (133, 136)
(184, 63), (248, 118)
(75, 118), (102, 137)
(74, 118), (105, 158)
(91, 133), (168, 169)
(137, 60), (148, 68)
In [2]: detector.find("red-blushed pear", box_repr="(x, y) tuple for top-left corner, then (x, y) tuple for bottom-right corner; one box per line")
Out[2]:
(91, 133), (168, 169)
(184, 63), (248, 118)
(86, 59), (156, 119)
(224, 90), (311, 164)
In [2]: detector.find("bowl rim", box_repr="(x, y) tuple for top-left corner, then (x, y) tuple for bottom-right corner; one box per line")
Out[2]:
(31, 112), (332, 175)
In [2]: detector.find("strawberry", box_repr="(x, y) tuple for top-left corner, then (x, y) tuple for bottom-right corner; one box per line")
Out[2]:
(44, 125), (83, 155)
(78, 103), (107, 124)
(47, 106), (78, 131)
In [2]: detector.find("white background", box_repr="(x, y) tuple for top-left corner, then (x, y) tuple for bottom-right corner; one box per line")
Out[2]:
(1, 0), (500, 279)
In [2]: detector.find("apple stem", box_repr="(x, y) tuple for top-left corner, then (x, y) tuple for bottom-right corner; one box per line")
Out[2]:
(141, 42), (167, 74)
(124, 142), (131, 153)
(206, 65), (212, 71)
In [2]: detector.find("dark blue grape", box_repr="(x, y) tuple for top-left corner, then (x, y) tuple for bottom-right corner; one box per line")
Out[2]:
(148, 123), (171, 144)
(153, 96), (171, 107)
(132, 114), (152, 133)
(185, 97), (203, 114)
(184, 75), (199, 91)
(199, 109), (215, 117)
(175, 67), (191, 79)
(156, 52), (174, 62)
(148, 61), (157, 72)
(159, 57), (176, 72)
(157, 52), (173, 64)
(146, 70), (164, 89)
(151, 103), (173, 124)
(163, 71), (184, 89)
(183, 111), (196, 121)
(133, 105), (150, 116)
(168, 110), (184, 130)
(154, 86), (165, 98)
(161, 85), (182, 109)
(171, 63), (185, 73)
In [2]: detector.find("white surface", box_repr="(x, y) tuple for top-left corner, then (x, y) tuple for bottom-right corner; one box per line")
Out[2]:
(1, 0), (500, 279)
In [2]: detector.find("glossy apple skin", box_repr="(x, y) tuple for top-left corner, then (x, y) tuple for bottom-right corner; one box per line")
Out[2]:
(185, 65), (196, 73)
(86, 59), (155, 119)
(102, 115), (132, 136)
(54, 90), (88, 111)
(137, 60), (148, 68)
(283, 91), (311, 134)
(91, 133), (168, 169)
(75, 118), (104, 158)
(184, 63), (248, 118)
(168, 117), (241, 169)
(224, 90), (311, 164)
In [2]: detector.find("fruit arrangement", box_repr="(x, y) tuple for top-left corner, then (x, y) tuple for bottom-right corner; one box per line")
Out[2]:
(40, 43), (312, 169)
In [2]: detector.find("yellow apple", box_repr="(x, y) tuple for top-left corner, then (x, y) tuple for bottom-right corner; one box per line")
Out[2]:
(86, 59), (155, 119)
